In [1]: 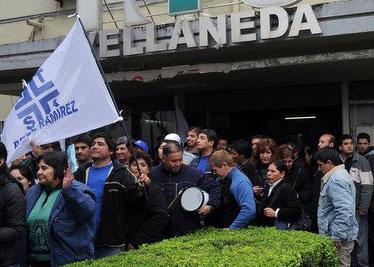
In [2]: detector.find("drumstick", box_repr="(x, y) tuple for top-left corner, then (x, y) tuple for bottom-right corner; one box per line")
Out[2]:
(168, 189), (184, 209)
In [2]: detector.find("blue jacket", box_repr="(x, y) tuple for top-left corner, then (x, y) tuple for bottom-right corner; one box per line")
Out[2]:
(24, 180), (96, 266)
(318, 165), (358, 241)
(190, 155), (212, 175)
(227, 167), (256, 229)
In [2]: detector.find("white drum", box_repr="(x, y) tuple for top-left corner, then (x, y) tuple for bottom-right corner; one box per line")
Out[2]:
(180, 187), (209, 211)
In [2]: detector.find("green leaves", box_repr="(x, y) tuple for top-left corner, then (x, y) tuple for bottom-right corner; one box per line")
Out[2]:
(67, 227), (338, 267)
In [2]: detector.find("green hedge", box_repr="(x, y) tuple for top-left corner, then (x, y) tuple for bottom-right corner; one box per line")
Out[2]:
(68, 227), (338, 267)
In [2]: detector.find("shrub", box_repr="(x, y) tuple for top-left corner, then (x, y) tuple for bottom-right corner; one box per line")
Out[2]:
(67, 227), (338, 267)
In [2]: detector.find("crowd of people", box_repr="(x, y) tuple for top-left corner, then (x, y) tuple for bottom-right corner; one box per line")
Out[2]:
(0, 127), (373, 267)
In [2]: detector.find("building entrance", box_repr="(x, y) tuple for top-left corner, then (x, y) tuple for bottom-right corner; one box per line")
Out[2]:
(184, 83), (342, 145)
(115, 80), (343, 151)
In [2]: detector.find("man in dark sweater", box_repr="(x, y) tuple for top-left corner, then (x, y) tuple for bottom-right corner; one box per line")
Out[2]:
(151, 141), (220, 237)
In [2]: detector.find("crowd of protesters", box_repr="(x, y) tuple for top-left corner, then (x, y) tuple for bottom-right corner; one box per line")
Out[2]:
(0, 127), (373, 267)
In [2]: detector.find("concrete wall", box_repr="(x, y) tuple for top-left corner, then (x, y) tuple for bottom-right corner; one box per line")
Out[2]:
(0, 94), (17, 122)
(1, 0), (373, 97)
(0, 0), (342, 45)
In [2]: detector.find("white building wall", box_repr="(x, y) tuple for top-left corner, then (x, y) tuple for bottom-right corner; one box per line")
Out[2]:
(0, 94), (18, 133)
(0, 0), (344, 45)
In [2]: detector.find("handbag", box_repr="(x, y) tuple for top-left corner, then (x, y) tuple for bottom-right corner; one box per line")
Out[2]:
(274, 169), (312, 231)
(274, 209), (312, 231)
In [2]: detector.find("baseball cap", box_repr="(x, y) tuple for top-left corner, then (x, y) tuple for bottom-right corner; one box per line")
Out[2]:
(133, 140), (149, 153)
(164, 133), (182, 145)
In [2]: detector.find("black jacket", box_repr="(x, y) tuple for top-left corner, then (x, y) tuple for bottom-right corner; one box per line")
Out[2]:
(258, 179), (302, 227)
(293, 156), (307, 170)
(75, 161), (144, 247)
(151, 164), (220, 237)
(284, 166), (312, 213)
(126, 181), (169, 248)
(309, 170), (323, 232)
(239, 161), (260, 186)
(0, 173), (26, 266)
(254, 162), (269, 186)
(208, 176), (240, 228)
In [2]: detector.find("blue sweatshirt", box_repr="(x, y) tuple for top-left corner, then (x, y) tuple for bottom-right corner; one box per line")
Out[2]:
(228, 167), (256, 229)
(87, 161), (113, 232)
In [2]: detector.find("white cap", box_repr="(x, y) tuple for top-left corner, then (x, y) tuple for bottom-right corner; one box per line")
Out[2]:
(164, 133), (182, 145)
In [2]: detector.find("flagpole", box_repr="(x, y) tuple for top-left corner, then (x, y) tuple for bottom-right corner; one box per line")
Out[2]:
(76, 17), (145, 186)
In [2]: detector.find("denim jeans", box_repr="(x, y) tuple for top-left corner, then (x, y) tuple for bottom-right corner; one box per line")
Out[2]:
(94, 246), (124, 259)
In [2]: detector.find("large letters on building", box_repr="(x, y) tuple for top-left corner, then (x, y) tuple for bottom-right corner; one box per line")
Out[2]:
(100, 3), (322, 57)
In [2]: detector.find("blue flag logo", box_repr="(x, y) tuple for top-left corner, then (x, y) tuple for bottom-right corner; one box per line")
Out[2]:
(1, 19), (119, 164)
(16, 69), (59, 132)
(13, 68), (78, 149)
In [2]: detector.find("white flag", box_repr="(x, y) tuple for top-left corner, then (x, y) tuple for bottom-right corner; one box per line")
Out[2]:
(0, 19), (121, 163)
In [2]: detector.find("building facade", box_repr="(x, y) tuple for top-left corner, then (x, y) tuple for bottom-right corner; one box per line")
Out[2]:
(0, 0), (373, 149)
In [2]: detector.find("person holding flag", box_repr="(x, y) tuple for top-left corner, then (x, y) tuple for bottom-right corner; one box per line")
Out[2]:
(0, 17), (121, 165)
(0, 15), (142, 263)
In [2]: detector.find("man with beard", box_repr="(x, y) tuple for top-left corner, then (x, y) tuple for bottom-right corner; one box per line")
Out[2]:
(185, 127), (201, 155)
(339, 134), (373, 267)
(74, 133), (144, 258)
(151, 141), (220, 237)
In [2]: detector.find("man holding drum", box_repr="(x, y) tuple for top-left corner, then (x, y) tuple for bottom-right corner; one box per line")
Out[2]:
(151, 141), (221, 237)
